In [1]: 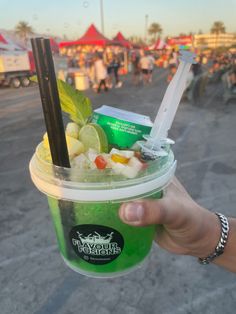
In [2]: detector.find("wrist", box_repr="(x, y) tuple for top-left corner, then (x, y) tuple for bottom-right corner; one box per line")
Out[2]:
(198, 213), (230, 264)
(190, 209), (221, 258)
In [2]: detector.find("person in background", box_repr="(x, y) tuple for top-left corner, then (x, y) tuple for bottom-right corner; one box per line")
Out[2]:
(86, 53), (96, 87)
(139, 52), (150, 85)
(227, 66), (236, 92)
(167, 64), (177, 83)
(168, 49), (178, 66)
(119, 177), (236, 273)
(147, 52), (155, 83)
(185, 66), (194, 90)
(192, 56), (202, 77)
(106, 54), (114, 89)
(131, 50), (141, 86)
(113, 54), (122, 88)
(94, 54), (108, 93)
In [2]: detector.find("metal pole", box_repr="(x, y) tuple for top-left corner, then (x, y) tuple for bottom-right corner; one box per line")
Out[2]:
(100, 0), (105, 35)
(145, 14), (148, 43)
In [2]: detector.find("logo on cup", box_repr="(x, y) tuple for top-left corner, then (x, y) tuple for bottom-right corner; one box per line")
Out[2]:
(70, 225), (124, 265)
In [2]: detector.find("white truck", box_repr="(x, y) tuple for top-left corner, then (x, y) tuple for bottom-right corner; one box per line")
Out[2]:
(0, 50), (35, 88)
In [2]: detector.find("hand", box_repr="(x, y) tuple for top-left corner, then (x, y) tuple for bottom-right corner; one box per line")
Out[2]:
(119, 177), (221, 258)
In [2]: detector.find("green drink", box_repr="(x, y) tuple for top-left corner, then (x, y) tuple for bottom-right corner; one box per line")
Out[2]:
(30, 144), (176, 277)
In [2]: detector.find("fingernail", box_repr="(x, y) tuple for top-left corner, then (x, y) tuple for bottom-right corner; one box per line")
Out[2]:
(122, 203), (144, 222)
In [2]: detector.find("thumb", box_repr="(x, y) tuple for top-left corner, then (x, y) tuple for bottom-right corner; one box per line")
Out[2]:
(119, 199), (174, 226)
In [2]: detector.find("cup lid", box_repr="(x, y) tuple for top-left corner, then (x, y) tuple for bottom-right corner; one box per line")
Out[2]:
(29, 143), (176, 202)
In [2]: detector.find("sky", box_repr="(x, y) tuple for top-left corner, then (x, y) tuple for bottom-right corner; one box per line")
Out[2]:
(0, 0), (236, 40)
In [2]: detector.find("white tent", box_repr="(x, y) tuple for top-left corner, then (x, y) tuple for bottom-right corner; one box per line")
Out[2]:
(0, 32), (24, 51)
(148, 39), (168, 50)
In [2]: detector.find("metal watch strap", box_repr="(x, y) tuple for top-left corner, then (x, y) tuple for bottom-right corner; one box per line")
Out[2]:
(198, 213), (229, 265)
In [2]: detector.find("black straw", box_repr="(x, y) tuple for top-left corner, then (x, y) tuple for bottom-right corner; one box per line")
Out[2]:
(31, 38), (70, 168)
(31, 38), (75, 260)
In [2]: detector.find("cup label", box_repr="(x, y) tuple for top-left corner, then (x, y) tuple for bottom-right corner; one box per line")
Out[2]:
(70, 225), (124, 265)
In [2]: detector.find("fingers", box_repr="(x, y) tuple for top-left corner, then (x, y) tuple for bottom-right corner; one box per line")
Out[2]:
(119, 198), (176, 227)
(119, 177), (197, 227)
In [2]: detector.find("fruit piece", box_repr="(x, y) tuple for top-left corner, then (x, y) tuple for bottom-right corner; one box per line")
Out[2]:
(110, 148), (134, 158)
(94, 155), (107, 169)
(128, 156), (143, 171)
(43, 132), (84, 158)
(66, 135), (85, 157)
(79, 123), (108, 153)
(36, 144), (52, 162)
(110, 160), (126, 175)
(87, 148), (98, 162)
(121, 166), (139, 179)
(66, 122), (80, 139)
(111, 154), (130, 164)
(71, 154), (90, 169)
(43, 132), (50, 149)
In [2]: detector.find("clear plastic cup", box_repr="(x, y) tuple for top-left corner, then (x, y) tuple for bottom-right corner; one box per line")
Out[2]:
(29, 143), (176, 278)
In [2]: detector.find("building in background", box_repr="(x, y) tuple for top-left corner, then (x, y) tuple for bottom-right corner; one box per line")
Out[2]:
(194, 33), (236, 49)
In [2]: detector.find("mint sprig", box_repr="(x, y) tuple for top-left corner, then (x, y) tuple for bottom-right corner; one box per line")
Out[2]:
(57, 79), (92, 126)
(30, 76), (92, 126)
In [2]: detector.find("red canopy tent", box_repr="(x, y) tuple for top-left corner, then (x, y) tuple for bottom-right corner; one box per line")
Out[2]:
(112, 32), (132, 48)
(59, 24), (111, 48)
(0, 34), (7, 44)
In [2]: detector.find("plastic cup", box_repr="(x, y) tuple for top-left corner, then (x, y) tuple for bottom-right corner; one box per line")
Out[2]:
(29, 143), (176, 278)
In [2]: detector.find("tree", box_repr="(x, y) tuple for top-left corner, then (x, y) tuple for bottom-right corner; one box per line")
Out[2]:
(211, 21), (226, 35)
(210, 21), (226, 48)
(148, 23), (162, 42)
(15, 21), (34, 45)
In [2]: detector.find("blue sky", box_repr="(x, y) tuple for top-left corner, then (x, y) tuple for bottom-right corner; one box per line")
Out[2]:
(0, 0), (236, 39)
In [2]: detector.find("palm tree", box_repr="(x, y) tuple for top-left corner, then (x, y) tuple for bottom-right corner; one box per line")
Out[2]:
(15, 21), (34, 46)
(210, 21), (226, 48)
(148, 23), (162, 42)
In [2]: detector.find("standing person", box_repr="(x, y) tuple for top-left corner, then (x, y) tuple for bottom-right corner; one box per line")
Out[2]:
(147, 53), (155, 83)
(168, 49), (178, 66)
(106, 54), (114, 89)
(113, 54), (122, 88)
(139, 52), (150, 85)
(192, 56), (202, 77)
(86, 53), (96, 87)
(94, 54), (108, 93)
(167, 64), (177, 83)
(131, 50), (141, 85)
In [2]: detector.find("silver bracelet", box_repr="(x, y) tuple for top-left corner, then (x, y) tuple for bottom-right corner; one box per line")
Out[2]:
(198, 213), (229, 265)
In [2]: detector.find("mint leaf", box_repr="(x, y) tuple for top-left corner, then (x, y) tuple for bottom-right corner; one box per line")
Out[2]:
(57, 79), (92, 126)
(30, 75), (92, 126)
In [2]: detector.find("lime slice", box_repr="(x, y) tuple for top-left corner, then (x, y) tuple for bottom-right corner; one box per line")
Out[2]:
(79, 123), (108, 153)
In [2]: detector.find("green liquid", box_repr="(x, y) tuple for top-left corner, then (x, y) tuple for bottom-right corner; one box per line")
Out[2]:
(48, 191), (162, 276)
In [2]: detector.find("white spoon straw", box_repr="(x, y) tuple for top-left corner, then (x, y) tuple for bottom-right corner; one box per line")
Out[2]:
(140, 50), (196, 157)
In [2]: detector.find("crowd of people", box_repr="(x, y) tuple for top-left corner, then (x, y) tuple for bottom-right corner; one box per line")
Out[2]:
(68, 52), (124, 93)
(66, 48), (236, 96)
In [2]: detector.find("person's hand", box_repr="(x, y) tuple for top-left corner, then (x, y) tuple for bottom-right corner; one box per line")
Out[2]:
(119, 177), (221, 258)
